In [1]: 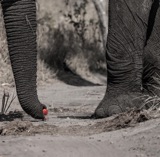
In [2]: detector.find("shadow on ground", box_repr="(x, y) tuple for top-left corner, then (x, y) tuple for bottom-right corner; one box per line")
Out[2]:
(57, 70), (101, 86)
(0, 111), (23, 122)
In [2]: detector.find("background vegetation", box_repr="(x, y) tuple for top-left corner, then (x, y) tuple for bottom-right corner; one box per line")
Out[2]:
(0, 0), (108, 86)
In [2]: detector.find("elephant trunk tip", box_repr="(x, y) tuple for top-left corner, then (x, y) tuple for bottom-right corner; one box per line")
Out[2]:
(43, 108), (48, 116)
(20, 101), (48, 120)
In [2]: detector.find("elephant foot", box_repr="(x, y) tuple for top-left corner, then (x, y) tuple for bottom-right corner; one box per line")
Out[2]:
(94, 88), (145, 118)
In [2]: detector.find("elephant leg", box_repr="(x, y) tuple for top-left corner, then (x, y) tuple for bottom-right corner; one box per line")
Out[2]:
(143, 0), (160, 96)
(1, 0), (46, 119)
(94, 0), (152, 118)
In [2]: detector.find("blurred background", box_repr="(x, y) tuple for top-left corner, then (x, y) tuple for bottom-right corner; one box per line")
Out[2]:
(0, 0), (108, 87)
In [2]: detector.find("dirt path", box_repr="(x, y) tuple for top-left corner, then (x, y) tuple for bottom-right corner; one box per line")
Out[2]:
(0, 82), (160, 157)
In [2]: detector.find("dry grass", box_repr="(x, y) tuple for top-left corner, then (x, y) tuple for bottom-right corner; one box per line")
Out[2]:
(142, 93), (160, 118)
(37, 59), (57, 85)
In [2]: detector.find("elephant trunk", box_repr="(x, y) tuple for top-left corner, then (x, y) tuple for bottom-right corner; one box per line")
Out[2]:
(1, 0), (46, 119)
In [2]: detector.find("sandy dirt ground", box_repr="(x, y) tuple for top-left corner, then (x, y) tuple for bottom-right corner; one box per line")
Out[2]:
(0, 82), (160, 157)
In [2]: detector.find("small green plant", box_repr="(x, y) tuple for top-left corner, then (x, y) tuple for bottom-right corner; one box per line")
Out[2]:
(1, 91), (16, 114)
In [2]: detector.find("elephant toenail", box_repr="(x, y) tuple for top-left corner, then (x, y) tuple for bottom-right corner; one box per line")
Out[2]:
(95, 108), (106, 118)
(108, 105), (122, 116)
